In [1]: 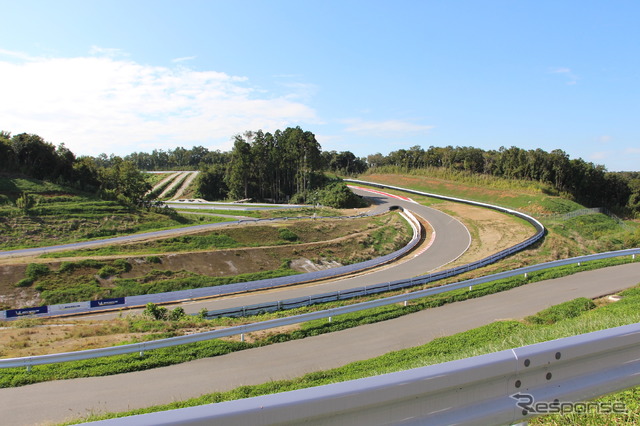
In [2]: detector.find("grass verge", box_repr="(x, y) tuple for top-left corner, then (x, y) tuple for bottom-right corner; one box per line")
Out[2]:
(1, 256), (637, 389)
(63, 283), (640, 424)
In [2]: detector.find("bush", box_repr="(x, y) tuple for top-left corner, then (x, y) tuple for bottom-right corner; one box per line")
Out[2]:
(15, 278), (33, 288)
(146, 256), (162, 264)
(25, 263), (50, 280)
(112, 259), (132, 273)
(278, 228), (299, 242)
(143, 303), (168, 320)
(168, 307), (186, 321)
(317, 182), (367, 208)
(58, 262), (76, 273)
(98, 265), (119, 279)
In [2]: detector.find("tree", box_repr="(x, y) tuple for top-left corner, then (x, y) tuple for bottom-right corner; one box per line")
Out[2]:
(226, 136), (253, 200)
(195, 164), (228, 200)
(98, 157), (151, 206)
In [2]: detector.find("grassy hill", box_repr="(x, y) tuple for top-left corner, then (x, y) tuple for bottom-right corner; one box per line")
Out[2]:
(0, 176), (228, 251)
(358, 171), (640, 259)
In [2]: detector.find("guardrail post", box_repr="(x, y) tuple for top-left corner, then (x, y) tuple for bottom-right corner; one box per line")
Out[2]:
(240, 333), (245, 342)
(328, 316), (332, 323)
(524, 272), (528, 279)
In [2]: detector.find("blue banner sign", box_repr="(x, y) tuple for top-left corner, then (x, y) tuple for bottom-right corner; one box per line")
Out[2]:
(90, 297), (125, 308)
(6, 305), (48, 318)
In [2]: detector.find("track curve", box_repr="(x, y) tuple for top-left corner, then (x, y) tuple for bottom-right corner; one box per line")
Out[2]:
(84, 187), (472, 319)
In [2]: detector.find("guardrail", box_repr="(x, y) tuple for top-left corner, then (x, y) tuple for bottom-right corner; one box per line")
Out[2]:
(1, 208), (420, 320)
(1, 180), (542, 320)
(1, 247), (638, 369)
(92, 321), (640, 425)
(204, 180), (545, 318)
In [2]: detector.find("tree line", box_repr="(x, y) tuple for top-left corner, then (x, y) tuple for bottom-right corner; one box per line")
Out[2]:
(2, 128), (639, 216)
(1, 132), (151, 208)
(366, 145), (640, 215)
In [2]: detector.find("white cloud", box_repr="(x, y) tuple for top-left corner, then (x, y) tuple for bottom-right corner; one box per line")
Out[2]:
(342, 118), (434, 135)
(172, 56), (197, 63)
(549, 67), (578, 85)
(89, 45), (129, 58)
(0, 49), (317, 156)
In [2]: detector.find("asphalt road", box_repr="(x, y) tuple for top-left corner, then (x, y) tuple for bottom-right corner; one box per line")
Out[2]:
(2, 262), (639, 425)
(85, 187), (473, 320)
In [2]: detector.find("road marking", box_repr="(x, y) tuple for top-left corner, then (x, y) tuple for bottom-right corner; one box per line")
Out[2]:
(348, 185), (418, 204)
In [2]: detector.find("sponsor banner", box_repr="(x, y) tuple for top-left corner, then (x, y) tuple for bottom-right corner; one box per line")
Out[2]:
(90, 297), (126, 308)
(6, 305), (48, 318)
(49, 302), (91, 313)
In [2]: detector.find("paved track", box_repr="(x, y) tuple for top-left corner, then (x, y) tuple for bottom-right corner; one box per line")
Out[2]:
(2, 262), (639, 425)
(85, 187), (472, 320)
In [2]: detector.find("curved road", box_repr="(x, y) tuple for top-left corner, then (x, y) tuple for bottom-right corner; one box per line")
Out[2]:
(2, 263), (639, 425)
(85, 187), (472, 319)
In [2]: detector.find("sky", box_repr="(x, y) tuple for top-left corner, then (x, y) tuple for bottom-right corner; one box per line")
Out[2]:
(1, 1), (639, 171)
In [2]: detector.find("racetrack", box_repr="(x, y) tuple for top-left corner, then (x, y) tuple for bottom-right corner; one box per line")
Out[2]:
(79, 187), (473, 320)
(2, 262), (638, 425)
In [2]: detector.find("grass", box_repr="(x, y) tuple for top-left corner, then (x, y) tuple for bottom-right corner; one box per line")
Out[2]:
(58, 281), (640, 424)
(6, 213), (410, 308)
(21, 258), (300, 306)
(0, 176), (238, 251)
(2, 255), (637, 389)
(38, 214), (405, 258)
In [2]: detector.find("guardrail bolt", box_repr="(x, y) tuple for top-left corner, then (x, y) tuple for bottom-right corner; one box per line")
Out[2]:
(555, 352), (561, 360)
(546, 372), (553, 380)
(524, 359), (531, 367)
(515, 379), (522, 388)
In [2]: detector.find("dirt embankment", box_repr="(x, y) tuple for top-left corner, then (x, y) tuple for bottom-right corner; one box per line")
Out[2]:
(0, 215), (411, 309)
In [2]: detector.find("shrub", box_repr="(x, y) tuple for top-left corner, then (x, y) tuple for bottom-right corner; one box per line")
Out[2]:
(146, 256), (162, 264)
(278, 228), (299, 242)
(25, 263), (50, 280)
(58, 262), (76, 273)
(15, 278), (33, 288)
(168, 307), (186, 321)
(143, 302), (168, 320)
(112, 259), (132, 272)
(98, 265), (119, 279)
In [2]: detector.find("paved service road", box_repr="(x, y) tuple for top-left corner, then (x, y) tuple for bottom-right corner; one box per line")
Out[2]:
(2, 262), (639, 425)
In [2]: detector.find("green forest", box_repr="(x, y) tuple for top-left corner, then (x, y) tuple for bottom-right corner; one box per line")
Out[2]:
(1, 128), (640, 216)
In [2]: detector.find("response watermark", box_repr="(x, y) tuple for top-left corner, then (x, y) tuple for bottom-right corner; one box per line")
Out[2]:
(510, 393), (627, 415)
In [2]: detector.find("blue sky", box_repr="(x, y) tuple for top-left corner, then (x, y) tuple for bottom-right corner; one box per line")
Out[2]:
(1, 1), (638, 171)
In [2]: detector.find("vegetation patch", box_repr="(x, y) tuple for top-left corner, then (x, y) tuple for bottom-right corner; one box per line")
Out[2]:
(2, 256), (637, 389)
(58, 282), (640, 424)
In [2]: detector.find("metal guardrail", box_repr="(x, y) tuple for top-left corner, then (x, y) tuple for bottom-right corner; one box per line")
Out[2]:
(204, 180), (546, 318)
(91, 321), (640, 425)
(1, 208), (419, 320)
(1, 247), (638, 369)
